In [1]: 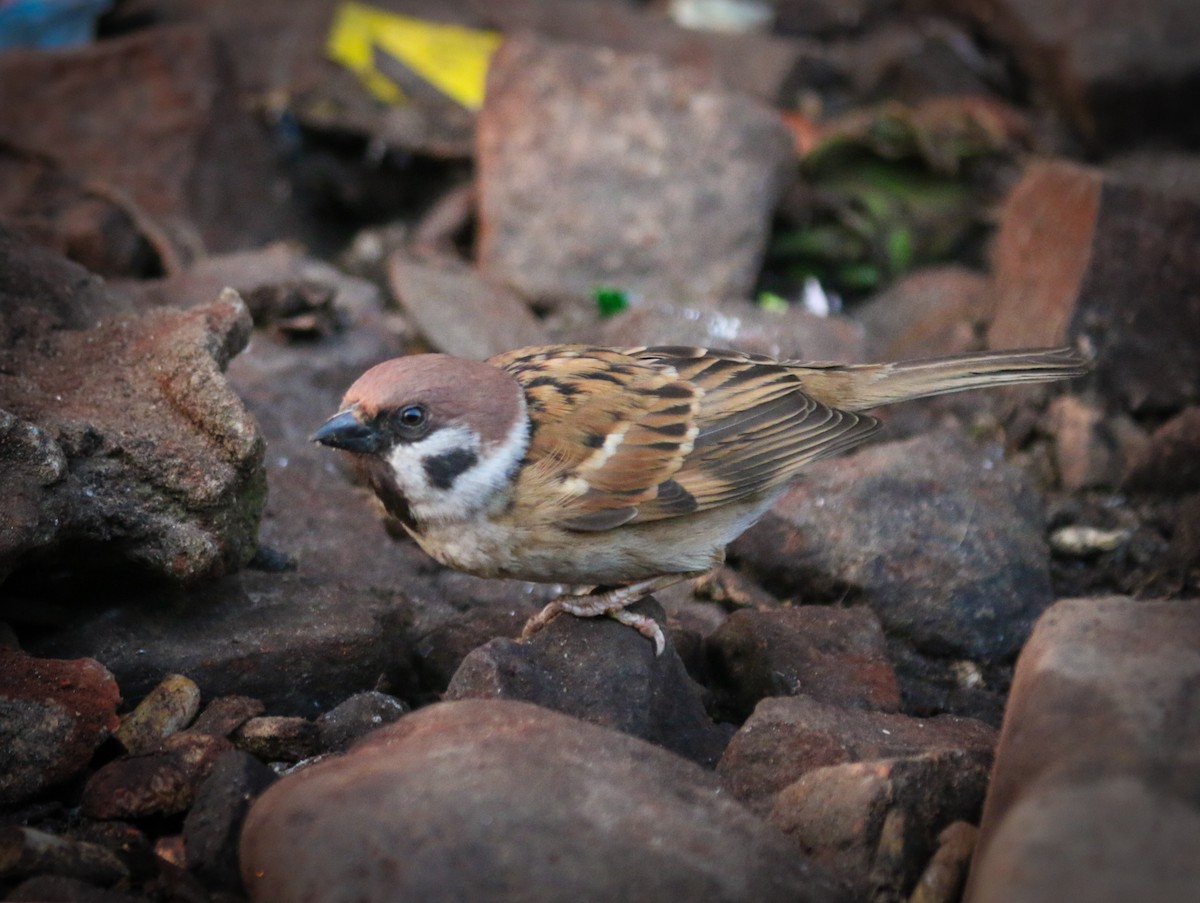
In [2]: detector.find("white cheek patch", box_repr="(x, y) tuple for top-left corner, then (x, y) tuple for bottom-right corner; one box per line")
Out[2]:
(385, 409), (530, 525)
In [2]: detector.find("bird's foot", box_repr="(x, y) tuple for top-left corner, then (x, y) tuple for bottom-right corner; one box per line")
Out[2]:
(520, 575), (691, 655)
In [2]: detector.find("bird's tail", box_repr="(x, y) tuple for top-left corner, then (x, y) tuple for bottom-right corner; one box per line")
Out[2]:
(800, 347), (1091, 412)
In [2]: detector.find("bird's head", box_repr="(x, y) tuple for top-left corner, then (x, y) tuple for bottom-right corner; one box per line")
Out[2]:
(312, 354), (529, 524)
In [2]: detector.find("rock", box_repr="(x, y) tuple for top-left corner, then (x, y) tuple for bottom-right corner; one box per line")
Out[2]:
(857, 265), (991, 362)
(5, 874), (146, 903)
(909, 821), (979, 903)
(1123, 406), (1200, 493)
(731, 431), (1055, 658)
(595, 301), (867, 363)
(387, 251), (548, 360)
(932, 0), (1200, 149)
(768, 750), (991, 902)
(0, 649), (121, 806)
(114, 674), (202, 755)
(0, 24), (305, 259)
(116, 242), (384, 322)
(477, 33), (795, 308)
(445, 597), (730, 767)
(182, 750), (277, 893)
(81, 731), (233, 820)
(964, 596), (1200, 903)
(240, 699), (849, 903)
(705, 605), (901, 721)
(0, 287), (266, 586)
(0, 827), (128, 888)
(0, 224), (130, 328)
(718, 695), (996, 816)
(479, 0), (825, 104)
(232, 716), (322, 763)
(315, 691), (409, 753)
(986, 159), (1200, 413)
(190, 695), (265, 738)
(1048, 394), (1147, 491)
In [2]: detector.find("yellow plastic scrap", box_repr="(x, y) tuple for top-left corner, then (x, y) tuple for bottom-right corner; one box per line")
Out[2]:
(326, 1), (502, 109)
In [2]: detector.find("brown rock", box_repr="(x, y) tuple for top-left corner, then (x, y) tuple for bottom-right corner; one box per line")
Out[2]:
(857, 265), (991, 362)
(718, 695), (996, 816)
(0, 826), (128, 888)
(986, 160), (1200, 412)
(0, 24), (301, 258)
(479, 0), (824, 104)
(5, 874), (146, 903)
(183, 750), (277, 892)
(0, 649), (121, 806)
(965, 596), (1200, 903)
(706, 605), (901, 720)
(909, 821), (979, 903)
(477, 33), (795, 308)
(114, 674), (202, 755)
(930, 0), (1200, 149)
(1123, 406), (1200, 493)
(232, 716), (322, 763)
(731, 431), (1055, 658)
(445, 597), (730, 767)
(81, 731), (233, 820)
(241, 699), (849, 903)
(190, 695), (265, 738)
(387, 251), (548, 360)
(596, 302), (867, 363)
(770, 751), (989, 902)
(1048, 394), (1148, 491)
(0, 282), (265, 585)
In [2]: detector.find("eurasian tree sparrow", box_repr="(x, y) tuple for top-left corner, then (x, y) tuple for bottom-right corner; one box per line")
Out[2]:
(313, 344), (1088, 653)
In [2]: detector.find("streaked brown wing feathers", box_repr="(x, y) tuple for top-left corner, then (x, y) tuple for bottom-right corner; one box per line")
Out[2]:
(491, 345), (878, 531)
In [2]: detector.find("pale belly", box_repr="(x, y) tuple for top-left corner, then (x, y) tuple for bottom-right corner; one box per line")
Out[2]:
(408, 496), (777, 586)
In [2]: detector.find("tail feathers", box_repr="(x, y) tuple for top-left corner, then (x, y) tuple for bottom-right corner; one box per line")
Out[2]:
(814, 347), (1091, 412)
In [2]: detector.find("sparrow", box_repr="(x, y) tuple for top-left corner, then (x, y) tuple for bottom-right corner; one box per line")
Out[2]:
(313, 344), (1089, 654)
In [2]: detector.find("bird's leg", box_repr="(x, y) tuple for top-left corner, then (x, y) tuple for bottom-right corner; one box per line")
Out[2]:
(521, 573), (697, 655)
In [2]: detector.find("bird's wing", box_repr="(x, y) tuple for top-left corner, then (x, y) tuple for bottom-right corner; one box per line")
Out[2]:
(628, 346), (880, 517)
(490, 345), (878, 531)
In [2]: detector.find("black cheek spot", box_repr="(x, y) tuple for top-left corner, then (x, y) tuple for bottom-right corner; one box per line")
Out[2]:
(422, 448), (479, 491)
(583, 430), (606, 449)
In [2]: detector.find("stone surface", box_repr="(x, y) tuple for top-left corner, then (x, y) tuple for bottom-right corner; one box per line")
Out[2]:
(81, 731), (233, 820)
(731, 431), (1055, 658)
(315, 690), (410, 753)
(594, 301), (867, 364)
(387, 250), (548, 360)
(718, 695), (996, 816)
(930, 0), (1200, 149)
(445, 597), (730, 767)
(0, 284), (265, 586)
(964, 596), (1200, 903)
(768, 751), (990, 902)
(477, 33), (795, 307)
(909, 821), (978, 903)
(190, 695), (265, 738)
(0, 827), (128, 888)
(182, 750), (277, 893)
(1123, 406), (1200, 493)
(479, 0), (825, 104)
(856, 265), (991, 362)
(1048, 394), (1147, 491)
(232, 716), (322, 763)
(706, 605), (901, 721)
(241, 699), (849, 903)
(0, 649), (121, 806)
(986, 159), (1200, 413)
(114, 674), (202, 755)
(0, 24), (300, 258)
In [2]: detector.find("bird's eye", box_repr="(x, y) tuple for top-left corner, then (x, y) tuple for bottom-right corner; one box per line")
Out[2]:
(393, 404), (430, 438)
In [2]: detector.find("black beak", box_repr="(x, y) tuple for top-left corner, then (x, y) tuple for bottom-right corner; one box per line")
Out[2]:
(311, 410), (382, 454)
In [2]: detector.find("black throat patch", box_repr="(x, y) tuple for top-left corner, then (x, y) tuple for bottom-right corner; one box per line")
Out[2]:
(422, 447), (479, 490)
